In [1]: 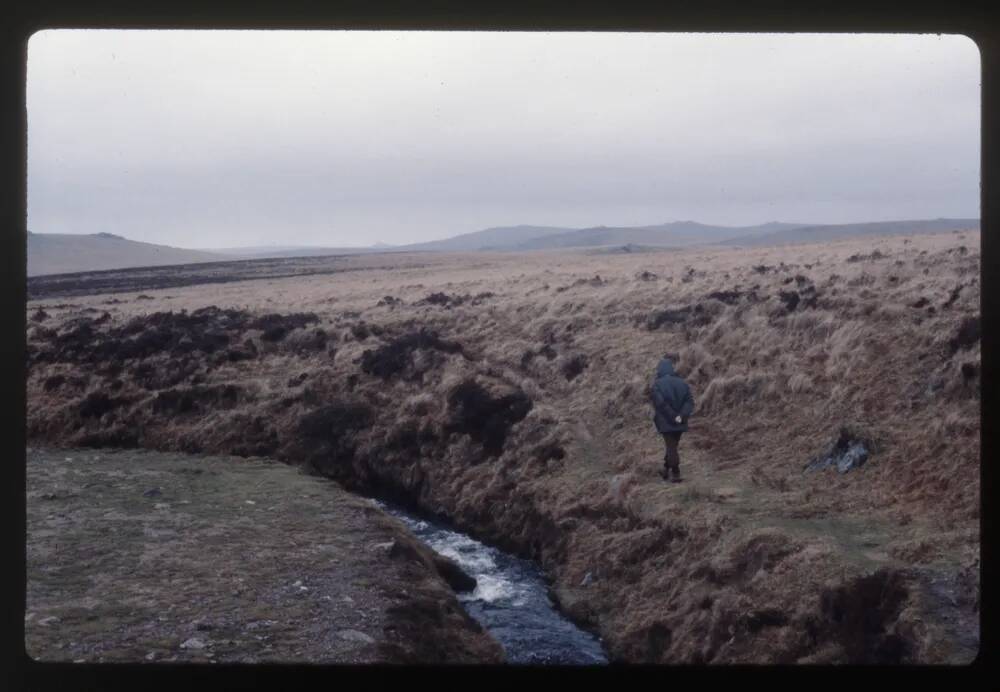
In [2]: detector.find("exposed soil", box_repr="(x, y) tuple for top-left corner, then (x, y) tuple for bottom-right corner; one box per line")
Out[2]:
(25, 230), (980, 663)
(24, 446), (503, 664)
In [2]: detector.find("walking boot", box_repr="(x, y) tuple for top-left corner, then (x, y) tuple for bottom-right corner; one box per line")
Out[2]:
(669, 467), (683, 483)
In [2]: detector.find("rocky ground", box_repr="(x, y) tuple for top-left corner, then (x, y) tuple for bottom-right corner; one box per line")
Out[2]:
(25, 230), (981, 663)
(24, 445), (503, 664)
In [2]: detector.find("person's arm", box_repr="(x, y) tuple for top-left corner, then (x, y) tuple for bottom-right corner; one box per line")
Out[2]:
(679, 386), (695, 419)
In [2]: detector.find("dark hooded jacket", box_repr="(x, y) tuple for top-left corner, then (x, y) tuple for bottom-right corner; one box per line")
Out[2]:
(651, 358), (694, 433)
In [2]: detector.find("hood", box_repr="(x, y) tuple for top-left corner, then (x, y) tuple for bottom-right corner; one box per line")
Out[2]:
(655, 358), (676, 379)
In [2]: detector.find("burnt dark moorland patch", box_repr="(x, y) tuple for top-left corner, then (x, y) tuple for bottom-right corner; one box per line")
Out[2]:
(360, 329), (466, 381)
(644, 304), (713, 330)
(26, 253), (430, 300)
(28, 307), (320, 368)
(418, 292), (496, 308)
(444, 380), (533, 457)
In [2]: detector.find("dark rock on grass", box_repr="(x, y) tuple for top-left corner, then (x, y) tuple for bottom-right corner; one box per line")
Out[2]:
(287, 372), (309, 388)
(562, 354), (589, 381)
(911, 297), (930, 309)
(635, 271), (658, 281)
(752, 265), (775, 274)
(377, 295), (402, 307)
(949, 317), (980, 354)
(360, 329), (464, 380)
(136, 294), (154, 300)
(804, 427), (872, 474)
(445, 380), (532, 457)
(31, 308), (49, 322)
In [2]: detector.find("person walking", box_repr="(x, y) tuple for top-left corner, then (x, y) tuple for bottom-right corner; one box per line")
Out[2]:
(651, 357), (695, 482)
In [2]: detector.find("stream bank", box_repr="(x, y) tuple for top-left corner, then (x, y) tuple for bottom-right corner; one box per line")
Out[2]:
(376, 500), (607, 664)
(24, 446), (503, 664)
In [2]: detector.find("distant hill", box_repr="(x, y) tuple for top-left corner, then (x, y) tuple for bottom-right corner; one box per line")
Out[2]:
(583, 244), (676, 255)
(27, 232), (227, 276)
(718, 218), (980, 248)
(507, 221), (807, 251)
(28, 218), (979, 276)
(399, 225), (577, 252)
(204, 245), (386, 259)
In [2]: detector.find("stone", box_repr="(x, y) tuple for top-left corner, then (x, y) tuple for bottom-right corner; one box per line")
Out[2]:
(337, 629), (375, 645)
(369, 540), (395, 553)
(180, 637), (207, 650)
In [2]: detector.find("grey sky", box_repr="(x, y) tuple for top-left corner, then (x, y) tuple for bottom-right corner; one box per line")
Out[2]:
(27, 31), (980, 248)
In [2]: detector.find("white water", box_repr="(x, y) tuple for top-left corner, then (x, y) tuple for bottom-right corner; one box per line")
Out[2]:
(375, 502), (608, 665)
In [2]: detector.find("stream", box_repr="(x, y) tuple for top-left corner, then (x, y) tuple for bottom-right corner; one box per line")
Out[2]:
(374, 501), (608, 665)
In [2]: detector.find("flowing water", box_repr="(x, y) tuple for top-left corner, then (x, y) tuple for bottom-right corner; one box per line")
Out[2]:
(375, 501), (608, 665)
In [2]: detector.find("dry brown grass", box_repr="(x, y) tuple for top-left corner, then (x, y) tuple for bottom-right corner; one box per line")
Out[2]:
(25, 230), (980, 663)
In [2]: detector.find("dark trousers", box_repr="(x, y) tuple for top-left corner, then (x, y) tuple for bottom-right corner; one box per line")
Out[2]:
(662, 432), (683, 473)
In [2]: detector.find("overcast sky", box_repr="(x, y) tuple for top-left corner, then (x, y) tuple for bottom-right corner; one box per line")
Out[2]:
(26, 31), (980, 249)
